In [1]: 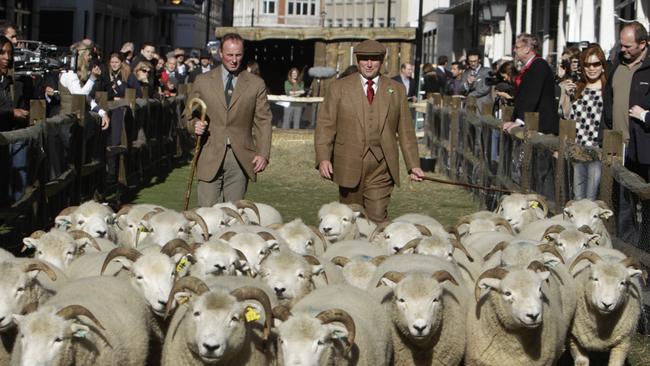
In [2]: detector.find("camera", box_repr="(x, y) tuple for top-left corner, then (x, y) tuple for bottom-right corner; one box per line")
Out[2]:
(485, 71), (502, 86)
(13, 40), (75, 76)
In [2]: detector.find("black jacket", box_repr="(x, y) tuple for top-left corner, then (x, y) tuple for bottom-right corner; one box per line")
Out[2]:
(602, 51), (650, 164)
(513, 57), (559, 135)
(391, 74), (417, 99)
(0, 74), (14, 130)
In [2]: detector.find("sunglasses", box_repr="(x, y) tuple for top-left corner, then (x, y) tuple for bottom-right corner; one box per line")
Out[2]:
(584, 61), (602, 68)
(139, 69), (151, 73)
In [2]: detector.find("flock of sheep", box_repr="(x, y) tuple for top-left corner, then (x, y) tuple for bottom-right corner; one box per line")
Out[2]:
(0, 194), (645, 365)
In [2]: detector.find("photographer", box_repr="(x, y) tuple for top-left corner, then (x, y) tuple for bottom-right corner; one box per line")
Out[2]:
(461, 49), (493, 111)
(492, 60), (518, 115)
(557, 46), (582, 117)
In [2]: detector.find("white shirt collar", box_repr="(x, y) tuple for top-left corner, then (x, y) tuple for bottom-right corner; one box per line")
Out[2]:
(359, 74), (379, 87)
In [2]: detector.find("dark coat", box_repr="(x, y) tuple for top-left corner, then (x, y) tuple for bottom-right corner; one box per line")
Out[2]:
(602, 51), (650, 164)
(513, 58), (559, 135)
(0, 74), (14, 130)
(391, 74), (417, 99)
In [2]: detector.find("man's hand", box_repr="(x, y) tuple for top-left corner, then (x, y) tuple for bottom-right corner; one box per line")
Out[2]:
(467, 74), (476, 85)
(502, 121), (520, 133)
(409, 167), (425, 182)
(629, 105), (647, 121)
(101, 114), (110, 130)
(91, 65), (102, 78)
(13, 108), (28, 120)
(319, 160), (333, 180)
(194, 120), (207, 135)
(252, 155), (268, 173)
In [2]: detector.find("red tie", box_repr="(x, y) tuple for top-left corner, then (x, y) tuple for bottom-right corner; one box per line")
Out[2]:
(366, 79), (374, 104)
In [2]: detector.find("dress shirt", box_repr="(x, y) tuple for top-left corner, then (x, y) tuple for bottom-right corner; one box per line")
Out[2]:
(221, 65), (238, 89)
(360, 74), (379, 95)
(59, 71), (106, 117)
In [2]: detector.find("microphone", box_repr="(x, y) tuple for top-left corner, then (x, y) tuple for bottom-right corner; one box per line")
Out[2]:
(308, 67), (336, 79)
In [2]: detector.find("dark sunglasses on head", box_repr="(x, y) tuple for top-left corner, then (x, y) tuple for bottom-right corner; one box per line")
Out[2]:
(584, 61), (602, 68)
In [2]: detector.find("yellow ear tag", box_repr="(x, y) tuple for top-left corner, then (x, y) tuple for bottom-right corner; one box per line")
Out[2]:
(137, 225), (149, 233)
(176, 257), (189, 274)
(245, 306), (261, 322)
(529, 201), (539, 209)
(177, 295), (189, 305)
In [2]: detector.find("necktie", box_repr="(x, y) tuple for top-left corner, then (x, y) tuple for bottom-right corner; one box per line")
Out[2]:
(225, 73), (234, 106)
(366, 79), (374, 104)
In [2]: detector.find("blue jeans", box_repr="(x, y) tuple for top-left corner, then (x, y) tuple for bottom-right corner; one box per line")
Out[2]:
(10, 140), (28, 202)
(572, 161), (601, 200)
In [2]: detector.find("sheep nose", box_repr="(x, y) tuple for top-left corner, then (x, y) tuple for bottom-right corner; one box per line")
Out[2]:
(202, 343), (220, 352)
(96, 230), (107, 237)
(413, 324), (427, 333)
(601, 301), (613, 310)
(0, 316), (4, 323)
(392, 247), (401, 253)
(322, 227), (332, 234)
(526, 313), (539, 322)
(158, 300), (167, 307)
(274, 286), (286, 296)
(214, 264), (226, 271)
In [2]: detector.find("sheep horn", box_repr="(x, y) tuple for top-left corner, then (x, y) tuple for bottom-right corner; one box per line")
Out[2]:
(331, 256), (350, 267)
(113, 204), (133, 221)
(303, 255), (328, 284)
(376, 271), (405, 287)
(257, 231), (277, 242)
(272, 304), (292, 322)
(230, 286), (273, 341)
(432, 270), (459, 286)
(569, 250), (603, 272)
(346, 203), (367, 219)
(30, 230), (47, 239)
(234, 249), (254, 277)
(454, 216), (473, 229)
(370, 255), (389, 266)
(68, 230), (101, 251)
(396, 238), (421, 254)
(183, 211), (210, 241)
(235, 200), (260, 223)
(446, 226), (461, 241)
(164, 276), (210, 318)
(56, 206), (78, 217)
(492, 217), (514, 234)
(527, 194), (549, 218)
(22, 261), (57, 281)
(537, 244), (565, 264)
(220, 207), (245, 225)
(542, 225), (567, 240)
(316, 309), (356, 355)
(450, 238), (475, 262)
(140, 208), (164, 223)
(21, 302), (39, 315)
(369, 221), (392, 242)
(621, 257), (648, 285)
(527, 260), (548, 273)
(474, 267), (509, 302)
(483, 241), (510, 261)
(160, 238), (195, 257)
(56, 305), (105, 330)
(414, 224), (432, 237)
(101, 247), (142, 275)
(577, 225), (594, 235)
(308, 225), (329, 251)
(219, 231), (237, 241)
(565, 200), (575, 208)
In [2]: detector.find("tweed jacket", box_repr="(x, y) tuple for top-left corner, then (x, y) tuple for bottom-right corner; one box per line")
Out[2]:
(315, 73), (420, 188)
(185, 66), (272, 182)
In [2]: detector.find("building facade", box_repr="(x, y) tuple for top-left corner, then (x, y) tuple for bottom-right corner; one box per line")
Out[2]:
(232, 0), (322, 27)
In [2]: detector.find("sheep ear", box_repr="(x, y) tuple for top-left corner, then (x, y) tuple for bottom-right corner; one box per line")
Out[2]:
(174, 292), (193, 307)
(542, 253), (562, 268)
(563, 208), (570, 218)
(55, 215), (72, 229)
(12, 314), (24, 325)
(311, 265), (324, 276)
(544, 233), (559, 242)
(598, 209), (613, 220)
(478, 278), (501, 294)
(22, 238), (38, 251)
(71, 323), (90, 339)
(327, 323), (350, 344)
(379, 278), (398, 288)
(587, 234), (601, 245)
(267, 241), (280, 252)
(536, 271), (551, 282)
(114, 258), (134, 271)
(627, 268), (643, 279)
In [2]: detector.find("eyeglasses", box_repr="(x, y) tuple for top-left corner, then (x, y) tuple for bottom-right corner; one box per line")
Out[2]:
(584, 61), (602, 68)
(139, 69), (151, 73)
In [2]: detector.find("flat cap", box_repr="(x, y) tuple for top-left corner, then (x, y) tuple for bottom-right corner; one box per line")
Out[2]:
(354, 39), (386, 56)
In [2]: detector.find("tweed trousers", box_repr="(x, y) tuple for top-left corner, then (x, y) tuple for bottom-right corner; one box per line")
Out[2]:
(197, 146), (248, 206)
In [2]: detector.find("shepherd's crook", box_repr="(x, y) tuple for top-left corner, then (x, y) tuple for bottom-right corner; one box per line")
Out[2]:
(421, 175), (515, 194)
(184, 98), (208, 210)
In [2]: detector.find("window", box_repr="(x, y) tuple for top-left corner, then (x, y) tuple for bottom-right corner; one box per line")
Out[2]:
(287, 0), (317, 15)
(389, 17), (396, 27)
(325, 19), (333, 27)
(356, 18), (363, 27)
(377, 17), (385, 27)
(262, 0), (277, 14)
(336, 18), (343, 27)
(367, 17), (373, 27)
(346, 18), (353, 27)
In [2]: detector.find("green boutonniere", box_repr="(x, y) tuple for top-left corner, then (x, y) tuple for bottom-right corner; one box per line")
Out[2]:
(387, 88), (395, 94)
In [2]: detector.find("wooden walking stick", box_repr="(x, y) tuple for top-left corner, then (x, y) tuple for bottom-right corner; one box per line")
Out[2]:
(184, 98), (208, 210)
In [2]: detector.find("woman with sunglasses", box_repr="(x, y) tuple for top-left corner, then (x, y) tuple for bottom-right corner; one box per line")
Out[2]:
(565, 44), (608, 200)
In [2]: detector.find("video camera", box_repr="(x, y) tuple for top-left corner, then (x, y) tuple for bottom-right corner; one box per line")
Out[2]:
(13, 40), (75, 77)
(485, 71), (503, 86)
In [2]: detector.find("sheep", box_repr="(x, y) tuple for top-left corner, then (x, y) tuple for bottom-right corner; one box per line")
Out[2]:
(257, 249), (339, 306)
(367, 254), (465, 293)
(216, 200), (283, 226)
(187, 238), (251, 279)
(562, 199), (614, 248)
(11, 276), (152, 366)
(455, 211), (514, 238)
(218, 230), (280, 276)
(466, 262), (566, 366)
(22, 229), (102, 271)
(393, 213), (448, 238)
(161, 276), (274, 366)
(0, 260), (59, 365)
(317, 202), (367, 242)
(272, 284), (393, 366)
(190, 206), (245, 242)
(516, 218), (576, 242)
(539, 224), (601, 262)
(0, 247), (14, 262)
(369, 220), (440, 254)
(567, 250), (645, 366)
(374, 270), (467, 366)
(137, 209), (210, 247)
(272, 218), (329, 255)
(54, 200), (117, 240)
(113, 204), (165, 247)
(495, 193), (549, 233)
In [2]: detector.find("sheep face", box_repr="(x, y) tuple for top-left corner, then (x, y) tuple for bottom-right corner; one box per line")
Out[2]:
(56, 201), (115, 239)
(114, 204), (163, 247)
(546, 230), (599, 261)
(227, 233), (277, 275)
(176, 290), (248, 363)
(192, 207), (233, 243)
(13, 307), (92, 366)
(318, 202), (359, 242)
(258, 251), (321, 303)
(380, 222), (422, 254)
(479, 268), (550, 329)
(277, 313), (347, 366)
(119, 253), (177, 316)
(497, 194), (546, 232)
(23, 230), (82, 270)
(0, 263), (40, 331)
(383, 273), (445, 338)
(141, 211), (193, 246)
(193, 241), (243, 277)
(278, 219), (317, 255)
(563, 200), (613, 230)
(584, 262), (641, 314)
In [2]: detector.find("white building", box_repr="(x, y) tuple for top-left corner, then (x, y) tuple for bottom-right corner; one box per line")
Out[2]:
(232, 0), (322, 27)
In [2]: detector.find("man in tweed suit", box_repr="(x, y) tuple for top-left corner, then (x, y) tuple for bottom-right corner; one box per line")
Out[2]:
(188, 33), (272, 206)
(315, 39), (425, 223)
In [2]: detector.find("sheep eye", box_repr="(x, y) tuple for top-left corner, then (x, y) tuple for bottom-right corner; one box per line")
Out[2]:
(231, 315), (239, 322)
(620, 281), (627, 286)
(317, 340), (325, 346)
(193, 311), (200, 317)
(432, 298), (439, 303)
(385, 234), (391, 239)
(37, 251), (43, 255)
(590, 277), (598, 282)
(520, 207), (526, 211)
(16, 287), (24, 292)
(555, 243), (564, 247)
(54, 337), (63, 343)
(77, 220), (84, 225)
(306, 240), (313, 247)
(503, 291), (512, 297)
(178, 227), (184, 232)
(297, 273), (305, 279)
(128, 224), (134, 228)
(342, 217), (349, 222)
(136, 275), (143, 280)
(397, 298), (405, 303)
(66, 251), (74, 255)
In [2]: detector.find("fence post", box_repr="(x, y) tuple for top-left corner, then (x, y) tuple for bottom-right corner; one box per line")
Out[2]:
(71, 95), (86, 126)
(432, 93), (442, 108)
(556, 119), (576, 206)
(449, 96), (462, 180)
(177, 84), (188, 96)
(481, 103), (492, 117)
(521, 112), (539, 191)
(141, 86), (149, 99)
(29, 100), (46, 125)
(466, 96), (477, 114)
(125, 88), (136, 110)
(600, 130), (623, 235)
